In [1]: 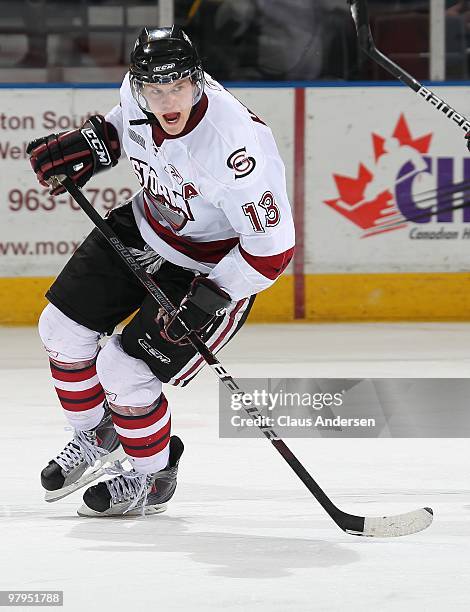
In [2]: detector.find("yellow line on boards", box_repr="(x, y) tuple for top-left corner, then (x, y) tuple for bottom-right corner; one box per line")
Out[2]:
(2, 273), (470, 324)
(305, 272), (470, 321)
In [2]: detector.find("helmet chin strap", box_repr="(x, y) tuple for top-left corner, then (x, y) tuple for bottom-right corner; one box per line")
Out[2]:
(129, 113), (158, 126)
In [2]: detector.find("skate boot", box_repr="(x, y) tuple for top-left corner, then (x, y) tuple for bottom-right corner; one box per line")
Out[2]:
(77, 435), (184, 517)
(41, 403), (125, 502)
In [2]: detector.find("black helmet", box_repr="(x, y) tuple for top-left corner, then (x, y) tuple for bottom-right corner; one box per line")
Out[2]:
(129, 26), (204, 112)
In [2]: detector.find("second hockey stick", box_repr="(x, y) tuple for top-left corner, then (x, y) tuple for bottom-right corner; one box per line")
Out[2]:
(349, 0), (470, 133)
(52, 174), (433, 538)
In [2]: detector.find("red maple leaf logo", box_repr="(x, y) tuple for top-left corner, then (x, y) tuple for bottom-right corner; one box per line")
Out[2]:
(324, 114), (433, 237)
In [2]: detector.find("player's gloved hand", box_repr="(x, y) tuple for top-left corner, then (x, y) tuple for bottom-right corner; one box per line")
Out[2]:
(158, 277), (231, 346)
(26, 115), (121, 195)
(465, 131), (470, 153)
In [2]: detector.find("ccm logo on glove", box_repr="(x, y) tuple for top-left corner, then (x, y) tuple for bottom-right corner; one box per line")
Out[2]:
(81, 126), (113, 166)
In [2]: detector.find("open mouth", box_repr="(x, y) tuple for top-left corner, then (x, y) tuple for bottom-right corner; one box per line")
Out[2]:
(162, 112), (181, 125)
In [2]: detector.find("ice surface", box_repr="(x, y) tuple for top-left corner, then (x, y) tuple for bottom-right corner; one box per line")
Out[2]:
(0, 323), (469, 611)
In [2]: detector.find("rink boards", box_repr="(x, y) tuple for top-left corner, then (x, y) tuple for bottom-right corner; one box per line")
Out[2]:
(1, 82), (470, 323)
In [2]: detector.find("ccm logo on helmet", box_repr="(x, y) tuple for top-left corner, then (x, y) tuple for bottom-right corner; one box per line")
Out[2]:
(153, 63), (176, 72)
(81, 127), (112, 166)
(227, 147), (256, 179)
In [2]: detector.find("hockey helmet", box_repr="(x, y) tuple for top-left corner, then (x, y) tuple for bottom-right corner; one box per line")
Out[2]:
(130, 26), (204, 112)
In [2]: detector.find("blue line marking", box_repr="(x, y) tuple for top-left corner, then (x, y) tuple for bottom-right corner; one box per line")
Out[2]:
(1, 80), (470, 89)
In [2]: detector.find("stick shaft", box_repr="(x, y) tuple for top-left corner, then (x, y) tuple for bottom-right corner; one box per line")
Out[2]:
(350, 0), (470, 132)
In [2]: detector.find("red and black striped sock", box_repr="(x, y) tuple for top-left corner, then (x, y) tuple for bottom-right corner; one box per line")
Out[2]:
(50, 358), (105, 431)
(111, 394), (171, 474)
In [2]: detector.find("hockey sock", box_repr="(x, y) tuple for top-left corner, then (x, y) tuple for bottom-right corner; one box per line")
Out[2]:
(49, 357), (105, 431)
(110, 394), (171, 474)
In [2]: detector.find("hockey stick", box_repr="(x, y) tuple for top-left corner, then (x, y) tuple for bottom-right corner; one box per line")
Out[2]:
(52, 174), (433, 537)
(349, 0), (470, 133)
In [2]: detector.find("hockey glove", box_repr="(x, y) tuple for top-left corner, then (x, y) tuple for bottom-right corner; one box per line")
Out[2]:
(158, 277), (231, 346)
(26, 115), (121, 195)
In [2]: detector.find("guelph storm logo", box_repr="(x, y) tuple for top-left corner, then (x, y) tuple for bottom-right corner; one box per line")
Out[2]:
(130, 157), (198, 231)
(227, 147), (256, 179)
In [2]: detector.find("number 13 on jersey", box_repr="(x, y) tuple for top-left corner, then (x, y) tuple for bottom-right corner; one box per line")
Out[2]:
(242, 191), (280, 233)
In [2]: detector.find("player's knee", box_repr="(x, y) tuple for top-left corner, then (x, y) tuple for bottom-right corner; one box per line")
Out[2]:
(97, 335), (162, 407)
(38, 303), (100, 362)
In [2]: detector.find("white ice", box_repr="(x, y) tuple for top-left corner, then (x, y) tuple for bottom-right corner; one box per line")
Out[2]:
(0, 323), (469, 611)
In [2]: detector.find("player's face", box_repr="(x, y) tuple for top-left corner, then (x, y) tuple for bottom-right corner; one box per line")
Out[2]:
(143, 78), (194, 135)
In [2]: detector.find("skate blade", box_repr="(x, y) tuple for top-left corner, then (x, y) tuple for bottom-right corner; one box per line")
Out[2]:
(77, 502), (168, 518)
(44, 448), (126, 503)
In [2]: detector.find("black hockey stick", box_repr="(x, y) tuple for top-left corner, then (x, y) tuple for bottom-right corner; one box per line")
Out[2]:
(52, 174), (433, 537)
(349, 0), (470, 133)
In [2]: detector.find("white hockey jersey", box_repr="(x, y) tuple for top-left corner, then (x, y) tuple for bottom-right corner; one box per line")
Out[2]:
(105, 73), (295, 300)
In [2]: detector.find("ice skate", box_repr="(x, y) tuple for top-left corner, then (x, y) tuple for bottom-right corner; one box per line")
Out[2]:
(41, 404), (124, 502)
(77, 435), (184, 517)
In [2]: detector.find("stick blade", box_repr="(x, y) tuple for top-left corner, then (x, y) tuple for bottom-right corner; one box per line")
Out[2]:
(349, 0), (374, 53)
(346, 507), (433, 538)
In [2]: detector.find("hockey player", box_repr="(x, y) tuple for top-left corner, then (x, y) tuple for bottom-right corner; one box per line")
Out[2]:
(27, 26), (295, 517)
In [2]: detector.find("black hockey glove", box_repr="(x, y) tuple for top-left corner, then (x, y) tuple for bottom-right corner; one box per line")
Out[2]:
(158, 277), (231, 346)
(465, 131), (470, 153)
(26, 115), (121, 195)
